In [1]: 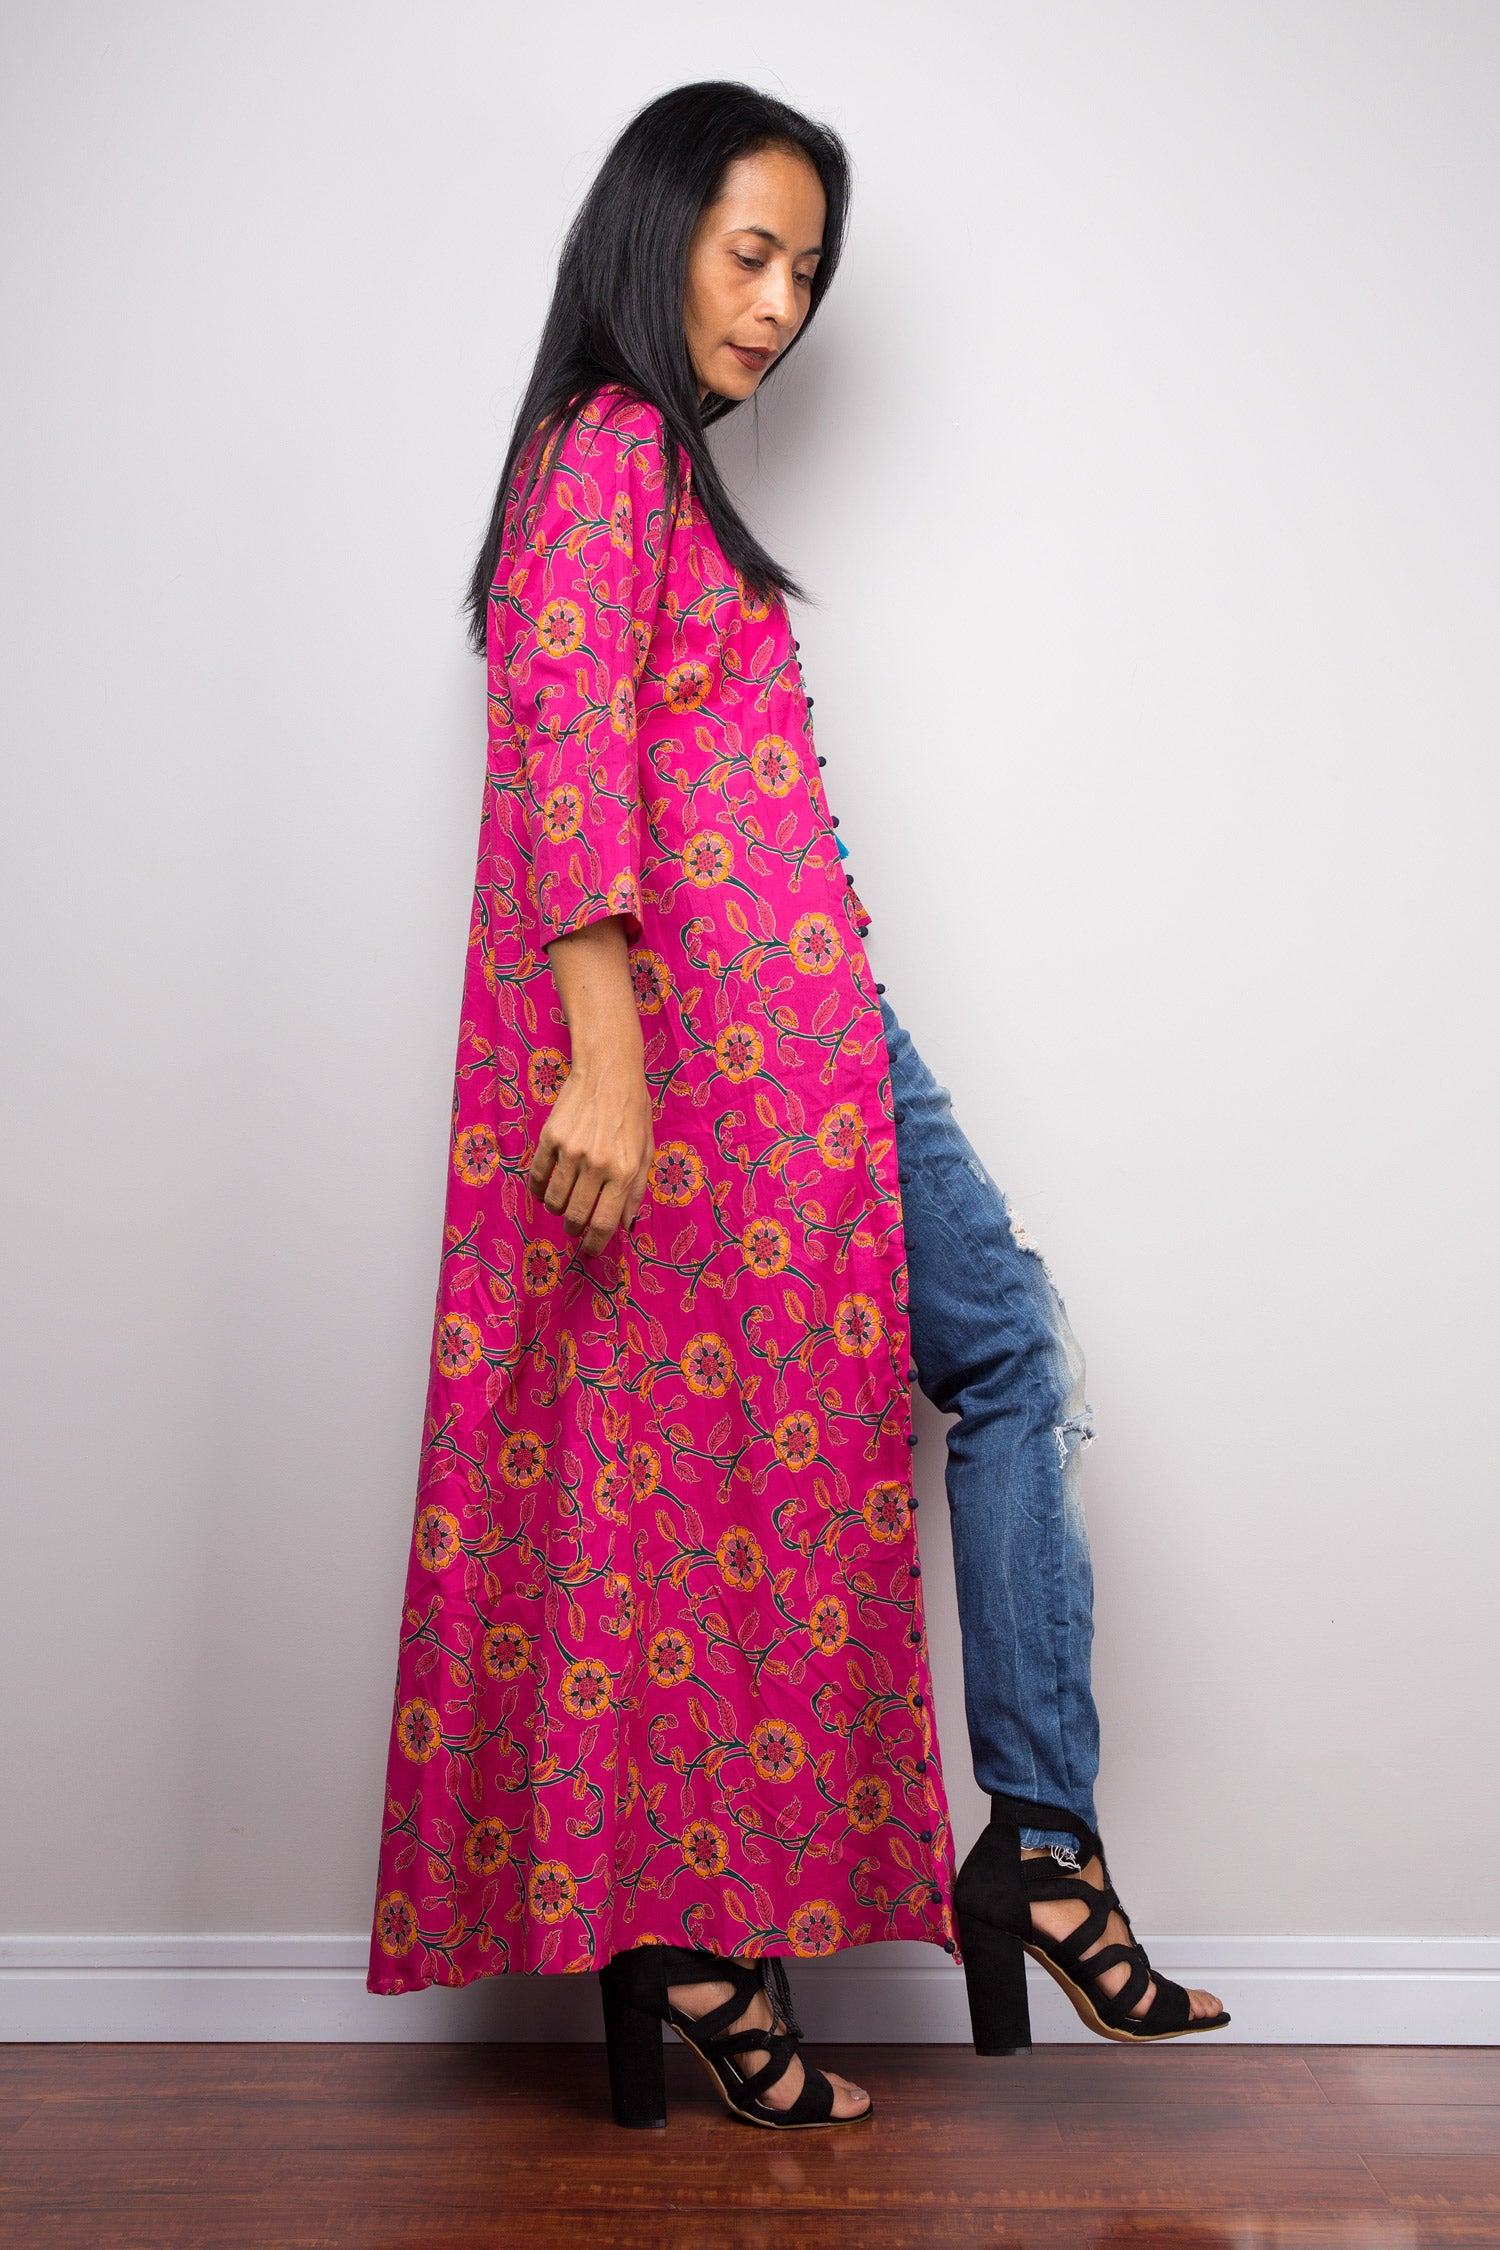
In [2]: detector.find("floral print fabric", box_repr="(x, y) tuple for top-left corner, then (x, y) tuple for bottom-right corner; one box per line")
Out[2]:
(367, 382), (958, 1990)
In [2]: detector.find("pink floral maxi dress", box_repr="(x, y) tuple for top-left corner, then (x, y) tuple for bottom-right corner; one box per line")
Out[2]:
(366, 382), (958, 1990)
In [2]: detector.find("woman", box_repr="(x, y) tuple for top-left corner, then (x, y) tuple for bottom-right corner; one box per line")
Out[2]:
(366, 81), (1228, 2130)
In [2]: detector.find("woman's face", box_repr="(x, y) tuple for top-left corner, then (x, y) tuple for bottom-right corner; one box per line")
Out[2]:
(683, 145), (826, 405)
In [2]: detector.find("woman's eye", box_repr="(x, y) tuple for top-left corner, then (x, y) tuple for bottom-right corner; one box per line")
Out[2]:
(737, 255), (763, 271)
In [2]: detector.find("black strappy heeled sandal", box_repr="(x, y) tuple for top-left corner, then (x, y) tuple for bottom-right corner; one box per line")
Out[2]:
(598, 1942), (872, 2129)
(954, 1794), (1232, 2052)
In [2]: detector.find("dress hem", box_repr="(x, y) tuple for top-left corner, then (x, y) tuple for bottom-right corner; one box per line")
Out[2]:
(367, 1924), (962, 1998)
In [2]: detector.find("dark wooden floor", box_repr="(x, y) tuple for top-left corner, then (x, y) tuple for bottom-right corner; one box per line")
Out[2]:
(3, 2041), (1498, 2248)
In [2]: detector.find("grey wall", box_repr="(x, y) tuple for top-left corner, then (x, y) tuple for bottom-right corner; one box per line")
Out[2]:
(3, 0), (1496, 1976)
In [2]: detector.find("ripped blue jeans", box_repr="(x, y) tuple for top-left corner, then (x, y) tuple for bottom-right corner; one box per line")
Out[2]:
(883, 994), (1100, 1857)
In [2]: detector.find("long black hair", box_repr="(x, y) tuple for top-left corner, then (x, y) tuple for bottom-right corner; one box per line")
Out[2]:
(463, 81), (852, 655)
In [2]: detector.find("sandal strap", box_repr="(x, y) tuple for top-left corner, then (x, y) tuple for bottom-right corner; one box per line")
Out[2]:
(1128, 1969), (1195, 2035)
(663, 1951), (813, 2108)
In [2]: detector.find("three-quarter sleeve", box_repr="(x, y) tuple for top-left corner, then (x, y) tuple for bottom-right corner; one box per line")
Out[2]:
(489, 390), (675, 949)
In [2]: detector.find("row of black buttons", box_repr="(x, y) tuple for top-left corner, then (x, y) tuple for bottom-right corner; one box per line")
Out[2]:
(794, 634), (941, 1920)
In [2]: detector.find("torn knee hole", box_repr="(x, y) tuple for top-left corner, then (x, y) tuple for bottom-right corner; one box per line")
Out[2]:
(1053, 1412), (1096, 1469)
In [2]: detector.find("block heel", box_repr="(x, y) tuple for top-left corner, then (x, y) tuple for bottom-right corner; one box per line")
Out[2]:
(956, 1909), (1032, 2053)
(599, 1956), (667, 2127)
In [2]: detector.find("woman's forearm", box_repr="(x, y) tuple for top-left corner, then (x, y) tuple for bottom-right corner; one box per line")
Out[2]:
(529, 916), (653, 1254)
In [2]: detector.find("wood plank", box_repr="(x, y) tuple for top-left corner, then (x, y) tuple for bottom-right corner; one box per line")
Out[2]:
(1306, 2049), (1500, 2107)
(1360, 2153), (1500, 2210)
(1055, 2099), (1500, 2154)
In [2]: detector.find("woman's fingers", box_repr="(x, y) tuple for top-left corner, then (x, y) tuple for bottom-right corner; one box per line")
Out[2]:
(529, 1117), (653, 1255)
(580, 1177), (628, 1257)
(622, 1142), (655, 1232)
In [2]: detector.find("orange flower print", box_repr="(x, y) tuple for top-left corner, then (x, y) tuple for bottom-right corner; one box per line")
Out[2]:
(537, 598), (585, 656)
(773, 1410), (820, 1471)
(604, 1569), (634, 1636)
(521, 1241), (562, 1296)
(499, 1429), (546, 1487)
(609, 675), (636, 736)
(592, 1463), (627, 1520)
(482, 1621), (531, 1679)
(787, 1899), (844, 1956)
(463, 1817), (511, 1875)
(789, 913), (843, 976)
(681, 1820), (729, 1876)
(527, 1047), (570, 1103)
(816, 1103), (864, 1170)
(665, 659), (711, 712)
(682, 830), (732, 887)
(453, 1122), (500, 1185)
(609, 492), (632, 549)
(607, 869), (640, 920)
(541, 785), (583, 842)
(750, 734), (799, 795)
(527, 1860), (577, 1923)
(555, 1330), (578, 1394)
(415, 1505), (461, 1572)
(559, 1658), (612, 1720)
(436, 1313), (482, 1379)
(741, 1216), (790, 1277)
(716, 1525), (764, 1590)
(650, 1141), (702, 1204)
(681, 1332), (733, 1396)
(627, 615), (651, 674)
(630, 950), (671, 1013)
(629, 1442), (662, 1499)
(374, 1890), (417, 1956)
(862, 1481), (911, 1543)
(808, 1596), (848, 1655)
(737, 575), (771, 621)
(714, 1022), (763, 1081)
(833, 1293), (883, 1357)
(749, 1717), (805, 1783)
(846, 1776), (891, 1834)
(397, 1698), (442, 1762)
(647, 1627), (694, 1686)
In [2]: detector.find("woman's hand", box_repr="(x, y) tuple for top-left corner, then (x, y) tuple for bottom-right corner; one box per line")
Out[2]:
(529, 917), (653, 1256)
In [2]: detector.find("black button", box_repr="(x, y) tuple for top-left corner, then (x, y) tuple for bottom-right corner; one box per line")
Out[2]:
(806, 695), (815, 707)
(929, 1888), (942, 1904)
(874, 982), (886, 993)
(916, 1758), (927, 1773)
(912, 1693), (923, 1707)
(897, 1170), (910, 1184)
(892, 1109), (904, 1123)
(906, 1433), (918, 1448)
(942, 1938), (955, 1953)
(920, 1830), (933, 1844)
(830, 815), (839, 827)
(817, 754), (827, 766)
(910, 1563), (921, 1577)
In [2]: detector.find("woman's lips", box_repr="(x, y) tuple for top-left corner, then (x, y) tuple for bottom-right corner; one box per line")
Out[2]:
(729, 345), (773, 371)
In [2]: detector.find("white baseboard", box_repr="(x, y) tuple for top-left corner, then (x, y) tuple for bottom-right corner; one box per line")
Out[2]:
(2, 1935), (1496, 2044)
